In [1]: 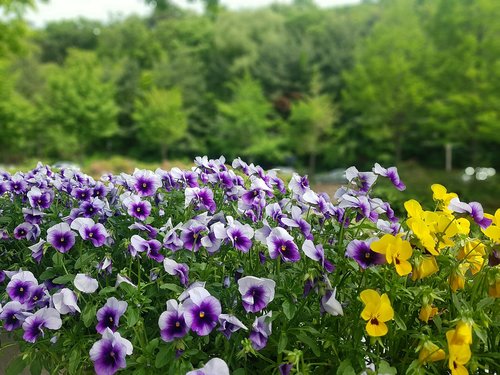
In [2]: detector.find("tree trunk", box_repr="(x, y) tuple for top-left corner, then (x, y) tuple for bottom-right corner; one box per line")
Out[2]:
(160, 143), (167, 161)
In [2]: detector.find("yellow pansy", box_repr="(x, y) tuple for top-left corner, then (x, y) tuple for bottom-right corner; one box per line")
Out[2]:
(446, 328), (472, 375)
(418, 304), (438, 323)
(404, 199), (424, 218)
(360, 289), (394, 337)
(371, 234), (413, 276)
(482, 209), (500, 243)
(431, 184), (458, 213)
(412, 255), (439, 281)
(458, 240), (486, 275)
(418, 340), (445, 364)
(449, 265), (468, 292)
(406, 217), (436, 254)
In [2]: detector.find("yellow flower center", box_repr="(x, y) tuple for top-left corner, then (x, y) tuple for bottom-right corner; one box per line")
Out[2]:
(199, 311), (205, 318)
(175, 322), (180, 327)
(19, 287), (24, 292)
(281, 245), (286, 252)
(142, 183), (147, 188)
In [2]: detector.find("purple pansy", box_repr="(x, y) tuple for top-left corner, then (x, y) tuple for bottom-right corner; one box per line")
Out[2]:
(186, 358), (230, 375)
(279, 364), (293, 375)
(266, 227), (301, 262)
(22, 307), (62, 343)
(0, 301), (24, 331)
(448, 198), (492, 229)
(281, 206), (312, 240)
(26, 285), (49, 310)
(185, 187), (217, 213)
(13, 222), (35, 240)
(345, 239), (386, 269)
(288, 173), (310, 199)
(345, 166), (377, 193)
(27, 187), (53, 209)
(180, 221), (207, 252)
(218, 314), (248, 339)
(183, 287), (221, 336)
(158, 299), (189, 342)
(321, 288), (343, 316)
(6, 271), (38, 304)
(47, 223), (76, 253)
(213, 216), (254, 253)
(373, 163), (406, 191)
(28, 239), (46, 263)
(71, 218), (109, 247)
(132, 169), (162, 197)
(89, 328), (133, 375)
(96, 297), (128, 334)
(130, 235), (164, 262)
(163, 258), (189, 286)
(249, 312), (272, 351)
(122, 193), (152, 221)
(302, 240), (335, 273)
(238, 276), (276, 313)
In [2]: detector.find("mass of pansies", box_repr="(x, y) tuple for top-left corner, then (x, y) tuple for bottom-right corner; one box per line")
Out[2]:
(0, 157), (498, 374)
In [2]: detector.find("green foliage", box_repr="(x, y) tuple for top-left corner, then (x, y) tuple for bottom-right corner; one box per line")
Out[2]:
(38, 49), (118, 158)
(215, 73), (287, 164)
(133, 87), (188, 160)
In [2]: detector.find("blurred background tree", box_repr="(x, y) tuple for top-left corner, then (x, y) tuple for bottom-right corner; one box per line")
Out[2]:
(0, 0), (499, 206)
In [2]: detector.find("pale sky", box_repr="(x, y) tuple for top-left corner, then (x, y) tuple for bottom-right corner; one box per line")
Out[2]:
(26, 0), (361, 27)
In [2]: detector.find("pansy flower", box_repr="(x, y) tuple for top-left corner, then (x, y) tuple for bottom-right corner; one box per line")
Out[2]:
(130, 235), (164, 262)
(238, 276), (276, 313)
(0, 301), (24, 331)
(372, 163), (406, 191)
(345, 239), (385, 269)
(163, 258), (189, 286)
(96, 297), (128, 334)
(7, 271), (38, 304)
(22, 307), (62, 343)
(266, 227), (300, 262)
(360, 289), (394, 337)
(182, 287), (221, 336)
(158, 299), (189, 342)
(89, 328), (133, 375)
(52, 288), (81, 314)
(218, 314), (248, 339)
(370, 234), (413, 276)
(213, 216), (254, 253)
(71, 218), (109, 247)
(47, 223), (76, 253)
(249, 312), (272, 350)
(74, 273), (99, 294)
(302, 240), (334, 272)
(121, 193), (151, 221)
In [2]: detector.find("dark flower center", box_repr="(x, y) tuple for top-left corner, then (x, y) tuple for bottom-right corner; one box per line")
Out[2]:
(453, 361), (458, 369)
(33, 296), (38, 301)
(395, 258), (400, 265)
(370, 317), (379, 326)
(365, 252), (371, 259)
(38, 199), (42, 204)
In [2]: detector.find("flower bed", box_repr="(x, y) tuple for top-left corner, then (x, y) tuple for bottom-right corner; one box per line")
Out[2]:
(0, 157), (499, 375)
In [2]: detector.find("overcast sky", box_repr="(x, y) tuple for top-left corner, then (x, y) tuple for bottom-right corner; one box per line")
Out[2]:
(26, 0), (361, 27)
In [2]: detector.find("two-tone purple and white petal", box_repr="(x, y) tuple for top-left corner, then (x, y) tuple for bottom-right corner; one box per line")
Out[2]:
(238, 276), (276, 313)
(185, 187), (217, 213)
(249, 312), (272, 351)
(0, 301), (24, 331)
(71, 218), (109, 247)
(121, 193), (152, 221)
(131, 169), (162, 197)
(6, 271), (38, 304)
(130, 235), (164, 262)
(302, 240), (334, 273)
(47, 223), (76, 253)
(218, 314), (248, 339)
(213, 217), (254, 253)
(163, 258), (189, 286)
(281, 206), (312, 240)
(158, 299), (189, 342)
(321, 288), (343, 316)
(345, 167), (377, 193)
(96, 297), (128, 334)
(22, 307), (62, 343)
(266, 227), (300, 263)
(373, 163), (406, 191)
(182, 287), (221, 336)
(89, 328), (133, 375)
(448, 198), (492, 229)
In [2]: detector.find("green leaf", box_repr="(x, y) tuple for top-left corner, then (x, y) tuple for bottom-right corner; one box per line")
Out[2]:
(476, 297), (494, 310)
(155, 345), (171, 369)
(295, 332), (320, 357)
(146, 338), (159, 354)
(82, 304), (96, 328)
(394, 313), (407, 331)
(39, 268), (57, 280)
(474, 326), (488, 345)
(68, 348), (80, 375)
(278, 332), (288, 353)
(52, 274), (75, 284)
(282, 300), (297, 320)
(52, 252), (65, 267)
(127, 305), (140, 327)
(160, 283), (183, 293)
(29, 360), (42, 375)
(433, 314), (442, 333)
(6, 357), (27, 375)
(99, 286), (116, 295)
(378, 360), (397, 375)
(336, 359), (355, 375)
(233, 369), (246, 375)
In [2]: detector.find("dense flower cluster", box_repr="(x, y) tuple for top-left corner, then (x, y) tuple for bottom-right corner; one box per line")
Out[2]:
(0, 157), (498, 374)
